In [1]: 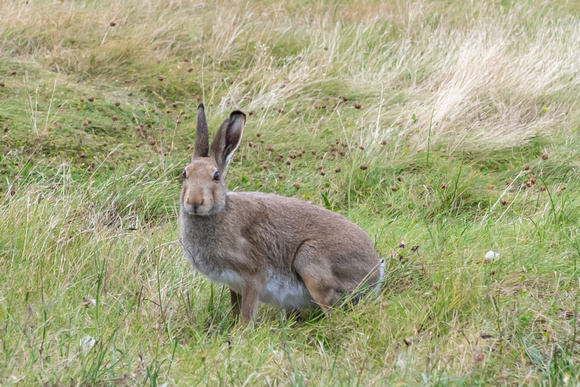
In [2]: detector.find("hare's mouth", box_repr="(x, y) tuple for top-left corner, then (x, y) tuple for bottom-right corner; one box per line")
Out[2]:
(182, 204), (212, 216)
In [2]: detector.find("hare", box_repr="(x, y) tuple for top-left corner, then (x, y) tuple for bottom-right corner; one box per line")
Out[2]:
(180, 104), (384, 322)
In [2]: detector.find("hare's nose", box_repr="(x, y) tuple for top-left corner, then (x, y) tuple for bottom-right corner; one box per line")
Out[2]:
(187, 198), (205, 212)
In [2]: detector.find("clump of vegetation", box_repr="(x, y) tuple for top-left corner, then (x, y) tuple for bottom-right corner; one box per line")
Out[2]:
(0, 0), (579, 385)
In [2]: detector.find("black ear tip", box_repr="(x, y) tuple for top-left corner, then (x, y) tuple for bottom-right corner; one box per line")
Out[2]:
(230, 110), (246, 120)
(198, 103), (205, 110)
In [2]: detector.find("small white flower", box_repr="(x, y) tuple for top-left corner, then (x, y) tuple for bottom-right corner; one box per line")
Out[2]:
(396, 353), (407, 368)
(484, 250), (500, 260)
(80, 335), (97, 351)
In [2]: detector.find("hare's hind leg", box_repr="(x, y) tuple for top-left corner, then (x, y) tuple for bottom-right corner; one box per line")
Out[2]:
(230, 289), (241, 319)
(299, 273), (341, 315)
(294, 243), (341, 314)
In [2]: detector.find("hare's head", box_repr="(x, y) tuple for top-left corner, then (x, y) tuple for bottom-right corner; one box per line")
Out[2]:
(180, 104), (246, 216)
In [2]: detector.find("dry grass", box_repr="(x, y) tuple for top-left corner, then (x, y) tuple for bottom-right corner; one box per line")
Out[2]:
(1, 0), (580, 385)
(2, 0), (578, 149)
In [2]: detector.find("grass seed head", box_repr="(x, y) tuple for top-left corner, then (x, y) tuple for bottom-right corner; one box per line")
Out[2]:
(360, 164), (368, 170)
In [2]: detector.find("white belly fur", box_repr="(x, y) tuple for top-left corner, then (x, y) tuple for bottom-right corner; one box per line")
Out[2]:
(259, 271), (316, 309)
(192, 259), (315, 309)
(203, 268), (245, 294)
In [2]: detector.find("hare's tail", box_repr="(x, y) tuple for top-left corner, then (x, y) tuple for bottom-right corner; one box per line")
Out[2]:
(374, 258), (386, 296)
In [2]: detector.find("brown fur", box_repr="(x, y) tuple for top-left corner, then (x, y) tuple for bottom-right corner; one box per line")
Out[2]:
(180, 105), (383, 322)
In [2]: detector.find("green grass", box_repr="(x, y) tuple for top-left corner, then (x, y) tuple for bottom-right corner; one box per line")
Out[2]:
(1, 0), (580, 385)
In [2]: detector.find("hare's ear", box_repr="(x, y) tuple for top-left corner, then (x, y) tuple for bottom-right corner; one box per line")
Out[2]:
(193, 104), (209, 159)
(210, 110), (246, 172)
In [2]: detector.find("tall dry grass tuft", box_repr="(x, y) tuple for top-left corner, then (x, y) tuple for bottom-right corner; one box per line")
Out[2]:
(1, 1), (580, 384)
(1, 1), (578, 151)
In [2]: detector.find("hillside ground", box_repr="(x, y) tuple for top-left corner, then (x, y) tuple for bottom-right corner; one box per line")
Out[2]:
(1, 0), (579, 385)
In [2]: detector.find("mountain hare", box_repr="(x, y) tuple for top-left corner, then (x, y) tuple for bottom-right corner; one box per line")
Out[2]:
(180, 104), (384, 322)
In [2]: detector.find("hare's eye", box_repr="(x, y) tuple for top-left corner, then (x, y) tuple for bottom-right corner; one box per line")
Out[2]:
(213, 171), (220, 181)
(181, 169), (187, 179)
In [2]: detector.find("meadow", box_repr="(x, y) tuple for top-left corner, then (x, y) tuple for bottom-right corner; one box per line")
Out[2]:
(0, 0), (579, 384)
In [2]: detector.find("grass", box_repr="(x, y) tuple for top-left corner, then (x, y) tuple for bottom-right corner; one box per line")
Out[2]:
(1, 0), (580, 384)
